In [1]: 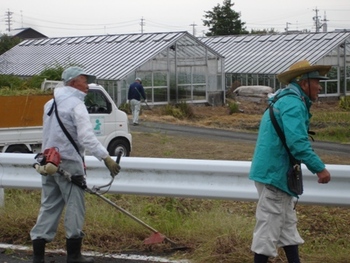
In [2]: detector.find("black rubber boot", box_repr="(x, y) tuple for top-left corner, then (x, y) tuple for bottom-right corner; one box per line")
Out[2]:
(254, 253), (269, 263)
(66, 238), (94, 263)
(283, 245), (301, 263)
(32, 239), (46, 263)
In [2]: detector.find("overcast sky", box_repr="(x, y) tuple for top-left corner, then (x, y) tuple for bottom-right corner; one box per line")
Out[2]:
(1, 0), (349, 38)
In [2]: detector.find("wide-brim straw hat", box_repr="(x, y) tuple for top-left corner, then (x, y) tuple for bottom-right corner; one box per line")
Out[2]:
(277, 60), (331, 85)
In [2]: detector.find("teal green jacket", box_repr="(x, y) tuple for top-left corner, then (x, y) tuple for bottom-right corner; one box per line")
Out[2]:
(249, 82), (325, 197)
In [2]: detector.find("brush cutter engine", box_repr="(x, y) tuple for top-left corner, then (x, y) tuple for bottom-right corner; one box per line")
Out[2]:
(33, 147), (61, 175)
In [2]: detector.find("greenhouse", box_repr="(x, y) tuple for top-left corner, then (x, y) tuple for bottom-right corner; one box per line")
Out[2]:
(201, 31), (350, 98)
(2, 30), (349, 104)
(0, 31), (225, 106)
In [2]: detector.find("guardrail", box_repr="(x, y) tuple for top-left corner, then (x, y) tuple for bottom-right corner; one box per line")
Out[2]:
(1, 153), (350, 207)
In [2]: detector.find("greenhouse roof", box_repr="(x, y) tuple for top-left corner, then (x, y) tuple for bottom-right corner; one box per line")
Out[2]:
(0, 31), (222, 80)
(200, 32), (350, 75)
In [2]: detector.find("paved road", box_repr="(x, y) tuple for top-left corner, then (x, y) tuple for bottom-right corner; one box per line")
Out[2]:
(131, 120), (350, 157)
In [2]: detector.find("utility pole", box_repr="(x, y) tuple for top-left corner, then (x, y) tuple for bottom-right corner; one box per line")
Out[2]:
(285, 22), (291, 33)
(140, 17), (145, 34)
(20, 10), (23, 28)
(313, 7), (321, 33)
(321, 11), (329, 33)
(189, 22), (197, 36)
(5, 9), (13, 32)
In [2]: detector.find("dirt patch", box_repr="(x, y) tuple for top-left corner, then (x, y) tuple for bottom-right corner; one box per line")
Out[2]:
(139, 99), (340, 132)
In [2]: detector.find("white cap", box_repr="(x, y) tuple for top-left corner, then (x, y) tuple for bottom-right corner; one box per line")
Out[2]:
(62, 66), (96, 84)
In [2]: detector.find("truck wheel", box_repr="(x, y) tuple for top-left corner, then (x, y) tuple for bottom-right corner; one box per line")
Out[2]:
(108, 139), (130, 157)
(5, 145), (30, 153)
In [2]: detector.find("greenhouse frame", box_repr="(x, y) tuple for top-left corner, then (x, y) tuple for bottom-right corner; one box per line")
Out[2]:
(0, 31), (225, 106)
(201, 31), (350, 98)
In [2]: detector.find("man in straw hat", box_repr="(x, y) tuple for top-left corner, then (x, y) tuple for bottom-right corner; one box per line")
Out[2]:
(249, 60), (332, 263)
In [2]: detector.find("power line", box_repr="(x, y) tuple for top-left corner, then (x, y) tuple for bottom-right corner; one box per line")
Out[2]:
(11, 13), (139, 27)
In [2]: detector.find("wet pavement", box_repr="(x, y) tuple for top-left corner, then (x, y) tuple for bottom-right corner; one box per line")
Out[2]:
(0, 246), (185, 263)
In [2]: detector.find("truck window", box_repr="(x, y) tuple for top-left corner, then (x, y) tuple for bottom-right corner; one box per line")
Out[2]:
(85, 90), (112, 114)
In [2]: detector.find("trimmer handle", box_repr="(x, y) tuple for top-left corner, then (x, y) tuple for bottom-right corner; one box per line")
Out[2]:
(116, 151), (122, 164)
(90, 151), (123, 193)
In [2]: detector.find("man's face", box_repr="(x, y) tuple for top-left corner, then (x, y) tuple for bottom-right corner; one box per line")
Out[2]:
(71, 75), (89, 93)
(301, 78), (322, 102)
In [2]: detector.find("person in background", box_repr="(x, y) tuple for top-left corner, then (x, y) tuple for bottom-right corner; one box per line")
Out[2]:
(249, 60), (332, 263)
(30, 66), (120, 263)
(127, 77), (146, 126)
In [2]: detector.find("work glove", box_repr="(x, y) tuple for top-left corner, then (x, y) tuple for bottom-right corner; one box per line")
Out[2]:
(103, 156), (121, 177)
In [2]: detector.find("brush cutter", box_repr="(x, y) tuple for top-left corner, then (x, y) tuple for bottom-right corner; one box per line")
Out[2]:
(133, 86), (152, 111)
(33, 148), (187, 250)
(142, 99), (152, 111)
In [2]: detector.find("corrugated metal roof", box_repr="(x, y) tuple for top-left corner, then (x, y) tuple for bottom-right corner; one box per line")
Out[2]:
(200, 32), (350, 74)
(0, 31), (222, 80)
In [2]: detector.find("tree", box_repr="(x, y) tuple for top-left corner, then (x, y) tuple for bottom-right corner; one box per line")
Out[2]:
(203, 0), (248, 36)
(0, 34), (21, 56)
(250, 28), (278, 34)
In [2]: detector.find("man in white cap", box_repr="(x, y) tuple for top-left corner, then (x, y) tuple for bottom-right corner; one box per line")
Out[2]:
(30, 66), (121, 263)
(127, 77), (146, 126)
(249, 60), (332, 263)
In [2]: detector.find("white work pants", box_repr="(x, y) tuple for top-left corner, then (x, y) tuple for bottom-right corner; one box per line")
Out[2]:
(251, 182), (304, 257)
(130, 99), (141, 124)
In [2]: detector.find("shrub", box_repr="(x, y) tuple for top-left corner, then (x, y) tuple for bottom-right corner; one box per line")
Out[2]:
(26, 64), (66, 89)
(0, 63), (73, 90)
(177, 101), (195, 119)
(162, 104), (175, 115)
(119, 102), (131, 114)
(339, 96), (350, 111)
(0, 74), (25, 89)
(161, 102), (195, 120)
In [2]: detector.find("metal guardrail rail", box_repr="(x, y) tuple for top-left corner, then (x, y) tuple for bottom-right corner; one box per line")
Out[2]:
(0, 153), (350, 207)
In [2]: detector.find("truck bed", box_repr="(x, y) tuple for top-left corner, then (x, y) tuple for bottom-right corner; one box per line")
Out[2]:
(0, 126), (43, 145)
(0, 94), (52, 128)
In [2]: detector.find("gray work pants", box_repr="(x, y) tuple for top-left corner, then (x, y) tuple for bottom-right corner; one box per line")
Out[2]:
(30, 161), (86, 242)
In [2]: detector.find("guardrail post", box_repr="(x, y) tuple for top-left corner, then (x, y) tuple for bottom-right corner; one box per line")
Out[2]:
(0, 188), (4, 207)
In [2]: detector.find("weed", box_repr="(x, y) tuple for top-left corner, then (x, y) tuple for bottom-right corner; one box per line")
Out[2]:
(227, 101), (240, 114)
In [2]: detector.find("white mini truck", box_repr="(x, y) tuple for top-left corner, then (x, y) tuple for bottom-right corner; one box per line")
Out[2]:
(0, 81), (132, 156)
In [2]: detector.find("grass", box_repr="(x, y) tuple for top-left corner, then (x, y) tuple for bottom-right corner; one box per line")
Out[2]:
(1, 100), (349, 263)
(0, 87), (53, 96)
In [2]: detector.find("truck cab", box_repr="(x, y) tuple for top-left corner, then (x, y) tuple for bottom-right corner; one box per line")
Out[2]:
(85, 83), (132, 156)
